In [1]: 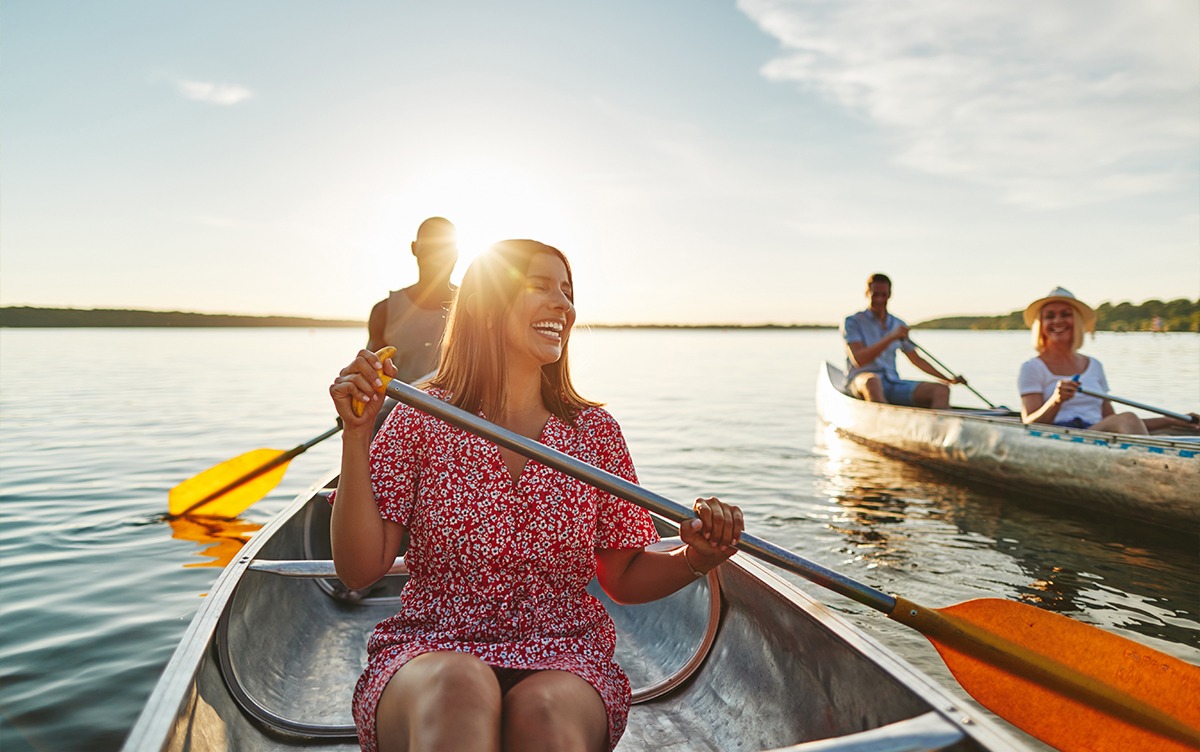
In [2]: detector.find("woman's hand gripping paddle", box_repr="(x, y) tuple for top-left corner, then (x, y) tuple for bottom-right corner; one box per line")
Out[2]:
(351, 346), (396, 417)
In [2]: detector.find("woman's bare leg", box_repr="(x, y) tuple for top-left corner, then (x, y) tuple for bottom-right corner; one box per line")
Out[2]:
(1092, 411), (1147, 435)
(502, 670), (608, 752)
(376, 652), (502, 752)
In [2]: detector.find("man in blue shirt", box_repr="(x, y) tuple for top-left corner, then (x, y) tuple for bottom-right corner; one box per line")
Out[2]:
(842, 273), (960, 408)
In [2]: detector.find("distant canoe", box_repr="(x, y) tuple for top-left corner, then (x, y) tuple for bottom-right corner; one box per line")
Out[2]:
(123, 469), (1026, 751)
(816, 362), (1199, 529)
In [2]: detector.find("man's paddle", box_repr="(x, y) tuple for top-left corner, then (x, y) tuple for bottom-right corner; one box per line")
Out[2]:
(1071, 383), (1199, 425)
(167, 422), (342, 519)
(907, 339), (1001, 409)
(371, 372), (1199, 752)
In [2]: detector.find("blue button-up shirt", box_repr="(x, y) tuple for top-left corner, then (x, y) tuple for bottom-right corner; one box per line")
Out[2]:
(841, 309), (915, 384)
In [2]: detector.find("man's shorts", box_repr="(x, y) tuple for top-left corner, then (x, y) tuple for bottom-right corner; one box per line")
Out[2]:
(848, 373), (921, 406)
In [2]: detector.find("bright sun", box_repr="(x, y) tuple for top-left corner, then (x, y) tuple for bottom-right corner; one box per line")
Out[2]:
(368, 162), (577, 281)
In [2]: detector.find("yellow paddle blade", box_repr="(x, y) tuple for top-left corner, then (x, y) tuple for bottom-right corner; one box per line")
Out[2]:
(168, 448), (291, 518)
(892, 597), (1200, 752)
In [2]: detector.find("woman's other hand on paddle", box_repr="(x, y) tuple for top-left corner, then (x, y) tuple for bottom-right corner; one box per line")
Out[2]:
(330, 349), (396, 431)
(681, 496), (744, 573)
(1052, 379), (1079, 405)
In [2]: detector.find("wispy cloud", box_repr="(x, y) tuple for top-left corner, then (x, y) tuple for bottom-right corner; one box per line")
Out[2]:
(739, 0), (1199, 209)
(175, 79), (254, 106)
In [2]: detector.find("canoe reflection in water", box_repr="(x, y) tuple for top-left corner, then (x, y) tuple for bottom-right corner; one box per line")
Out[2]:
(813, 423), (1200, 652)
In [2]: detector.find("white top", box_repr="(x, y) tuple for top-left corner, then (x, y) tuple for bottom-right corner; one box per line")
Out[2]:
(1018, 356), (1109, 425)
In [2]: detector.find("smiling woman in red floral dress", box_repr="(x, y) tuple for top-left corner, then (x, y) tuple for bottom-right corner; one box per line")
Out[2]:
(329, 239), (744, 752)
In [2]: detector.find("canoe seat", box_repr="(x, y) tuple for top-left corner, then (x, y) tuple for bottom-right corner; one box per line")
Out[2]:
(220, 542), (721, 740)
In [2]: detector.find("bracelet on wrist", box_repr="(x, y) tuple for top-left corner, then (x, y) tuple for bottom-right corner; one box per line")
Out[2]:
(683, 546), (707, 578)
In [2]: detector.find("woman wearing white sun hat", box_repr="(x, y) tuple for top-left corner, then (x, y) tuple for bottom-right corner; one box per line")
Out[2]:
(1017, 287), (1197, 433)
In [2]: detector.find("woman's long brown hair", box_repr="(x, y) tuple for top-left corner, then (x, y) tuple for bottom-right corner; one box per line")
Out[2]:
(427, 239), (600, 424)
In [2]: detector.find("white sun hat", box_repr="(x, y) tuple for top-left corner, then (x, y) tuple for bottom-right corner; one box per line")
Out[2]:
(1022, 287), (1097, 332)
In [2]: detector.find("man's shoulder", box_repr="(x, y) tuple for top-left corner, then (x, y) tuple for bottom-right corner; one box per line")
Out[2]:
(842, 309), (871, 335)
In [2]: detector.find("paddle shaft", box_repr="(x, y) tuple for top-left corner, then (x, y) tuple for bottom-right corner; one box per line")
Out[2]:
(1074, 385), (1198, 424)
(906, 340), (997, 408)
(382, 380), (896, 614)
(171, 422), (342, 519)
(380, 379), (1200, 749)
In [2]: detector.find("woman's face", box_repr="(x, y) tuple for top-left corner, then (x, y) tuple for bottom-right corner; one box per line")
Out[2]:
(503, 252), (576, 369)
(1040, 302), (1075, 347)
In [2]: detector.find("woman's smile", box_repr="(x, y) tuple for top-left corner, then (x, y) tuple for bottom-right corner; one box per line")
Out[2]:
(505, 253), (576, 365)
(531, 319), (565, 341)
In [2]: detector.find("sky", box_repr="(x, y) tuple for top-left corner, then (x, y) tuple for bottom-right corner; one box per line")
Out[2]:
(2, 0), (1197, 325)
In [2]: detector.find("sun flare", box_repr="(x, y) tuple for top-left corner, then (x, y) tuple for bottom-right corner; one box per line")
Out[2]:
(368, 163), (576, 282)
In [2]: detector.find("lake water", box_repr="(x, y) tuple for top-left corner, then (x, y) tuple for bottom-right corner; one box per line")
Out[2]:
(1, 327), (1197, 751)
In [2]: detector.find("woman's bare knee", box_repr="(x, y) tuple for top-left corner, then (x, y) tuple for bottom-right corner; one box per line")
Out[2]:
(1095, 411), (1146, 434)
(377, 652), (501, 752)
(502, 671), (607, 752)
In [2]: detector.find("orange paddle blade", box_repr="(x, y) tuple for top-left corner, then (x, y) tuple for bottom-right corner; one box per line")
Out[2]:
(168, 448), (291, 518)
(892, 597), (1200, 752)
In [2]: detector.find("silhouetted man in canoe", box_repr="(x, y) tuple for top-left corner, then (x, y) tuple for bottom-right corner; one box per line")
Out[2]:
(367, 216), (458, 428)
(841, 273), (960, 408)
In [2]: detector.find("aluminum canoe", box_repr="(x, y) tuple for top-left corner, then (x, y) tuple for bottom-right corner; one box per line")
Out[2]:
(816, 362), (1199, 530)
(124, 469), (1028, 751)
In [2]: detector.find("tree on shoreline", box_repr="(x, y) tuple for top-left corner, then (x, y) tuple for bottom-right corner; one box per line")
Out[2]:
(917, 298), (1199, 333)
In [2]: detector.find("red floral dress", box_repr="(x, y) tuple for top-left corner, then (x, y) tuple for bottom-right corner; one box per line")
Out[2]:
(351, 388), (660, 751)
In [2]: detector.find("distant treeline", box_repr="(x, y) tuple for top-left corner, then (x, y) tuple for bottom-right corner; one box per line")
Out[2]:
(586, 323), (834, 330)
(1, 307), (842, 330)
(0, 307), (363, 328)
(918, 298), (1200, 333)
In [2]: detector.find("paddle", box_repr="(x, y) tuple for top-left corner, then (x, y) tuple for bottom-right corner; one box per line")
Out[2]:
(167, 422), (342, 519)
(1071, 382), (1199, 425)
(364, 365), (1199, 752)
(905, 339), (1002, 409)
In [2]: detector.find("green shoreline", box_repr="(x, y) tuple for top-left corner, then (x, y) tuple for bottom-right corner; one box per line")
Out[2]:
(0, 306), (838, 329)
(2, 301), (1196, 331)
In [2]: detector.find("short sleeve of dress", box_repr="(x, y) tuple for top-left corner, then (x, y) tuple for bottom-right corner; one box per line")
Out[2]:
(368, 401), (422, 527)
(583, 409), (660, 551)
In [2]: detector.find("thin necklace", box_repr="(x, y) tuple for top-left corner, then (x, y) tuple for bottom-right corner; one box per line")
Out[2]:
(502, 405), (544, 415)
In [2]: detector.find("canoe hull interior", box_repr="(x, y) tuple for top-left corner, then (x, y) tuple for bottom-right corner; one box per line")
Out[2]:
(125, 470), (1025, 751)
(816, 363), (1199, 529)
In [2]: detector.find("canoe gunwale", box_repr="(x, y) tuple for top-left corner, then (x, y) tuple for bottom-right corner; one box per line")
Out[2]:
(764, 710), (970, 751)
(121, 470), (344, 751)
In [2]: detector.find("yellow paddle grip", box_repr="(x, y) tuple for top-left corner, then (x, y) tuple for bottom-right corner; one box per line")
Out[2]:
(351, 346), (396, 417)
